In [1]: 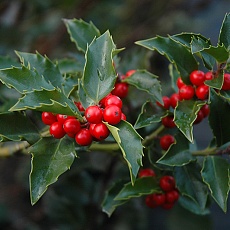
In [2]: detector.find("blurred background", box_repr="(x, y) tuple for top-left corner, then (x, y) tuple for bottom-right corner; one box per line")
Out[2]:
(0, 0), (229, 229)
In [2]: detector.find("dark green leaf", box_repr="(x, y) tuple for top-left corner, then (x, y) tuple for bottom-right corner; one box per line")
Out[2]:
(78, 79), (94, 109)
(0, 55), (20, 69)
(29, 136), (76, 205)
(10, 89), (83, 121)
(124, 69), (162, 103)
(209, 90), (230, 146)
(218, 12), (230, 51)
(16, 51), (64, 90)
(203, 45), (229, 63)
(174, 163), (209, 211)
(169, 64), (180, 92)
(106, 120), (144, 185)
(157, 132), (196, 166)
(191, 36), (210, 53)
(200, 51), (216, 70)
(0, 66), (55, 93)
(201, 156), (230, 212)
(57, 58), (84, 74)
(102, 180), (128, 217)
(0, 112), (40, 144)
(114, 177), (160, 201)
(134, 101), (166, 129)
(64, 18), (100, 52)
(136, 36), (198, 80)
(82, 31), (117, 103)
(62, 73), (80, 98)
(174, 100), (205, 142)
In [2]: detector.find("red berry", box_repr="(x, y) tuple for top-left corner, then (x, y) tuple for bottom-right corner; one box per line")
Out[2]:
(189, 70), (205, 86)
(125, 69), (136, 78)
(200, 104), (210, 118)
(156, 96), (171, 110)
(152, 193), (166, 206)
(195, 84), (209, 100)
(49, 122), (66, 139)
(103, 105), (122, 125)
(99, 93), (112, 107)
(161, 115), (176, 128)
(194, 109), (204, 124)
(41, 112), (57, 125)
(121, 113), (126, 121)
(112, 82), (129, 98)
(85, 106), (103, 124)
(179, 85), (195, 100)
(57, 114), (75, 124)
(170, 93), (181, 108)
(75, 128), (93, 146)
(160, 135), (175, 150)
(165, 189), (179, 203)
(74, 101), (85, 112)
(160, 175), (176, 192)
(105, 95), (123, 108)
(161, 202), (174, 210)
(63, 119), (81, 137)
(205, 71), (213, 81)
(138, 168), (156, 178)
(92, 123), (110, 141)
(176, 77), (185, 89)
(145, 194), (157, 208)
(221, 73), (230, 90)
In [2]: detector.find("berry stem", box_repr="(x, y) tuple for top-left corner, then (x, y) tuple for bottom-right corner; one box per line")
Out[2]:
(191, 146), (217, 156)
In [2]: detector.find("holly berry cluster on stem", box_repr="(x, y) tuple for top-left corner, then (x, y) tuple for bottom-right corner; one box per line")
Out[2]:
(139, 169), (179, 210)
(41, 69), (136, 146)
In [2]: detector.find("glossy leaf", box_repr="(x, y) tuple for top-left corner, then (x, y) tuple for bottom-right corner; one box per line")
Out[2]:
(82, 31), (117, 103)
(64, 18), (100, 52)
(201, 156), (230, 212)
(78, 79), (94, 109)
(174, 100), (205, 142)
(106, 120), (144, 185)
(123, 69), (162, 103)
(209, 90), (230, 146)
(10, 89), (83, 121)
(114, 177), (160, 201)
(136, 36), (198, 81)
(29, 136), (76, 205)
(218, 12), (230, 50)
(134, 101), (166, 129)
(174, 163), (209, 211)
(157, 132), (196, 166)
(0, 66), (55, 93)
(57, 57), (84, 74)
(0, 112), (40, 144)
(16, 51), (64, 90)
(203, 45), (229, 63)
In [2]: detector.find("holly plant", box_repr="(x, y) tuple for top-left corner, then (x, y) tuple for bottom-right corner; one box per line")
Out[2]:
(0, 12), (230, 220)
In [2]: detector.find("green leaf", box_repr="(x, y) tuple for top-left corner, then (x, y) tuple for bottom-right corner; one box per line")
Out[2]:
(0, 112), (40, 144)
(174, 100), (205, 142)
(62, 73), (80, 98)
(0, 66), (55, 93)
(63, 18), (100, 53)
(123, 69), (162, 103)
(209, 90), (230, 146)
(134, 101), (166, 129)
(29, 136), (76, 205)
(106, 120), (144, 185)
(219, 12), (230, 51)
(174, 163), (209, 211)
(136, 36), (198, 81)
(78, 79), (94, 109)
(16, 51), (64, 90)
(0, 55), (20, 69)
(82, 31), (117, 103)
(201, 156), (230, 212)
(203, 45), (229, 63)
(114, 177), (160, 201)
(191, 36), (210, 54)
(204, 70), (224, 89)
(102, 180), (129, 217)
(57, 57), (84, 74)
(157, 132), (196, 166)
(10, 89), (83, 121)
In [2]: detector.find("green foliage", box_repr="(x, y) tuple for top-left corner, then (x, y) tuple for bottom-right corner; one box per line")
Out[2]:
(0, 12), (230, 229)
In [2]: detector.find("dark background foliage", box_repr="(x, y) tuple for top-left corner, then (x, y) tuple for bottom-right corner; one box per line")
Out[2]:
(0, 0), (229, 229)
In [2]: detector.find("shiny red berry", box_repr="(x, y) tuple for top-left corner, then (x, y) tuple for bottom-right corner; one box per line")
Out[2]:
(195, 84), (209, 100)
(75, 128), (93, 146)
(205, 71), (213, 80)
(200, 104), (210, 118)
(112, 82), (129, 98)
(165, 189), (179, 203)
(160, 135), (175, 150)
(105, 95), (123, 108)
(42, 112), (57, 125)
(160, 175), (176, 192)
(63, 119), (81, 137)
(156, 96), (171, 110)
(161, 115), (176, 128)
(179, 85), (195, 100)
(194, 109), (204, 124)
(176, 77), (185, 89)
(92, 123), (110, 141)
(138, 168), (156, 178)
(99, 93), (112, 107)
(49, 122), (66, 139)
(103, 105), (122, 125)
(85, 106), (103, 124)
(221, 73), (230, 90)
(170, 93), (181, 108)
(57, 114), (75, 124)
(189, 70), (205, 86)
(74, 101), (85, 112)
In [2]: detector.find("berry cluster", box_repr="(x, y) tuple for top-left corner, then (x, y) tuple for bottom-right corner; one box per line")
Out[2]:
(41, 69), (136, 146)
(139, 169), (179, 210)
